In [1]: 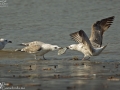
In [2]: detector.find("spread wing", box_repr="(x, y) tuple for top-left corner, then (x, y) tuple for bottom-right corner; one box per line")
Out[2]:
(90, 16), (115, 47)
(70, 31), (83, 43)
(79, 30), (94, 54)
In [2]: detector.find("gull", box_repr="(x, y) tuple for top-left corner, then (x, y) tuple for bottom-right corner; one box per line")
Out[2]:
(0, 38), (12, 50)
(59, 16), (114, 60)
(16, 41), (61, 60)
(67, 30), (107, 60)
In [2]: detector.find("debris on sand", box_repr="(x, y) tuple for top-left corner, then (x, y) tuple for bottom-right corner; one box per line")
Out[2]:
(13, 75), (15, 77)
(74, 63), (79, 66)
(54, 65), (58, 69)
(29, 65), (32, 70)
(72, 56), (79, 60)
(107, 76), (120, 81)
(42, 68), (52, 70)
(103, 66), (105, 68)
(67, 86), (76, 89)
(53, 74), (72, 79)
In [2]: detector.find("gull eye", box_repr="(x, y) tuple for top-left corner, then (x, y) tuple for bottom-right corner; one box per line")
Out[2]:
(54, 47), (58, 49)
(5, 40), (7, 42)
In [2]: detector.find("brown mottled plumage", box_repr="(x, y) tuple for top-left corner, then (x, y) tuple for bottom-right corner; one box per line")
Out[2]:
(66, 16), (114, 60)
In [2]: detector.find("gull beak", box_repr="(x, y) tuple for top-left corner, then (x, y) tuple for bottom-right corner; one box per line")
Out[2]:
(8, 41), (12, 43)
(59, 47), (63, 49)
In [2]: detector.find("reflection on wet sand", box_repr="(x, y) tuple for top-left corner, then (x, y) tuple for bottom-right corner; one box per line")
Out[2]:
(0, 57), (120, 90)
(0, 50), (30, 58)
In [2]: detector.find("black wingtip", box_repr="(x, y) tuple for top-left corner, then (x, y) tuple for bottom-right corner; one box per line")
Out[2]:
(8, 41), (12, 43)
(111, 16), (115, 18)
(107, 16), (115, 20)
(79, 30), (84, 36)
(70, 33), (73, 37)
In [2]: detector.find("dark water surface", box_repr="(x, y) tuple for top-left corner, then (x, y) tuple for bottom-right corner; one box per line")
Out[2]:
(0, 0), (120, 90)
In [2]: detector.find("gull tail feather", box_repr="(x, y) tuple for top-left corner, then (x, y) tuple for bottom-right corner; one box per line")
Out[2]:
(98, 44), (108, 54)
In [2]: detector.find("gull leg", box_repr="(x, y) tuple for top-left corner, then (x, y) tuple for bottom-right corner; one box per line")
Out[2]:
(87, 57), (90, 60)
(86, 57), (90, 61)
(34, 55), (37, 60)
(82, 57), (85, 60)
(82, 57), (90, 61)
(43, 55), (46, 60)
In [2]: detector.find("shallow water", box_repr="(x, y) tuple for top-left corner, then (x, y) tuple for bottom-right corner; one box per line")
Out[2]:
(0, 0), (120, 90)
(1, 59), (120, 90)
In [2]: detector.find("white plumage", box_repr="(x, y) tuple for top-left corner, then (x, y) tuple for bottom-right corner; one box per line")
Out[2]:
(60, 16), (114, 60)
(16, 41), (61, 60)
(0, 38), (12, 50)
(67, 30), (107, 60)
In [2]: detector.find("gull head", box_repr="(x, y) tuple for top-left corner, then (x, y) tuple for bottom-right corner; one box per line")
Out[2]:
(0, 38), (12, 44)
(66, 44), (77, 50)
(51, 45), (62, 51)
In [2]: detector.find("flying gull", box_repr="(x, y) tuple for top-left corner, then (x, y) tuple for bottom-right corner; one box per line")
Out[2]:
(58, 16), (115, 60)
(16, 41), (61, 60)
(0, 38), (12, 50)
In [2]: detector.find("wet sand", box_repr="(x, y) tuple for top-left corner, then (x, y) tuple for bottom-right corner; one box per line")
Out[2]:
(0, 0), (120, 90)
(0, 51), (120, 90)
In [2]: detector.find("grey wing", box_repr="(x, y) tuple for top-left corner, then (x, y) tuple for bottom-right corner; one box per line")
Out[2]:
(20, 41), (44, 46)
(29, 41), (44, 46)
(79, 30), (94, 54)
(90, 16), (115, 47)
(70, 31), (83, 43)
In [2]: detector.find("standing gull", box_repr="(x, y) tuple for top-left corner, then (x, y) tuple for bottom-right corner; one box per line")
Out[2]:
(58, 16), (114, 60)
(16, 41), (61, 60)
(0, 38), (12, 50)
